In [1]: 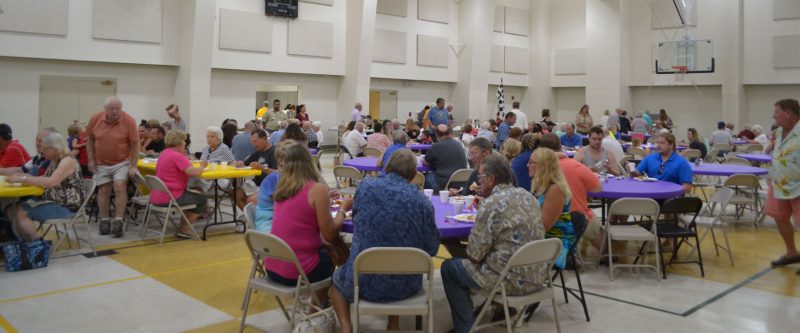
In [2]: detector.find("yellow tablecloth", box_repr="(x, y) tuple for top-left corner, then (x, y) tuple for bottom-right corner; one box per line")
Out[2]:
(137, 160), (262, 179)
(0, 182), (45, 198)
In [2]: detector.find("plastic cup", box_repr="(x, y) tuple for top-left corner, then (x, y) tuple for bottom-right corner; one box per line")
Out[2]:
(423, 189), (433, 198)
(210, 162), (219, 170)
(452, 201), (464, 215)
(439, 191), (449, 203)
(220, 161), (228, 168)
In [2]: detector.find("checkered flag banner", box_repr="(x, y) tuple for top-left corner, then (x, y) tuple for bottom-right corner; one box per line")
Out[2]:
(496, 78), (505, 118)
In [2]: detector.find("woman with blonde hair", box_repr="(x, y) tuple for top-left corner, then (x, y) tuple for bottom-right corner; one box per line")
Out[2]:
(501, 138), (522, 161)
(575, 104), (594, 135)
(266, 140), (348, 304)
(528, 147), (575, 269)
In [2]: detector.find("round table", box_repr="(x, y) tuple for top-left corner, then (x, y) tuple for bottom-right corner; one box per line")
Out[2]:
(343, 157), (431, 173)
(0, 182), (44, 198)
(341, 195), (473, 239)
(137, 160), (262, 178)
(737, 153), (771, 163)
(564, 150), (576, 158)
(622, 143), (686, 151)
(588, 177), (685, 199)
(407, 144), (431, 152)
(690, 163), (768, 177)
(733, 139), (749, 145)
(619, 133), (651, 142)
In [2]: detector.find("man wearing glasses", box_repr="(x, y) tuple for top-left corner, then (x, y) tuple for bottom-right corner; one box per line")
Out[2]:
(629, 132), (693, 194)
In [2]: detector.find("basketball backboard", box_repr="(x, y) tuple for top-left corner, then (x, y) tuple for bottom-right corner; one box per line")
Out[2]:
(655, 39), (715, 74)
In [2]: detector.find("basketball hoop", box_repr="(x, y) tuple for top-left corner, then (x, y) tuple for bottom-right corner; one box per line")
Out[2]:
(672, 66), (689, 81)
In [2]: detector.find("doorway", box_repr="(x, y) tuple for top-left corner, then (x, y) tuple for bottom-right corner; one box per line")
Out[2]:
(255, 85), (299, 119)
(39, 76), (116, 132)
(369, 90), (398, 121)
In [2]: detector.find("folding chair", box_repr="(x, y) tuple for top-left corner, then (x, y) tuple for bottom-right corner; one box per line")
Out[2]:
(240, 231), (332, 332)
(552, 212), (590, 322)
(470, 238), (562, 333)
(40, 179), (97, 257)
(125, 171), (150, 231)
(724, 157), (751, 166)
(444, 168), (473, 191)
(141, 175), (202, 244)
(744, 144), (763, 153)
(603, 198), (661, 281)
(363, 147), (382, 158)
(333, 165), (363, 196)
(627, 147), (646, 161)
(314, 149), (323, 171)
(412, 172), (425, 190)
(656, 197), (704, 279)
(684, 187), (735, 265)
(340, 145), (355, 160)
(243, 202), (256, 230)
(681, 148), (702, 161)
(724, 174), (761, 228)
(353, 247), (434, 333)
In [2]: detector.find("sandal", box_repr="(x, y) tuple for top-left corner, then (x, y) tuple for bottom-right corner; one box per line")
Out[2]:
(770, 255), (800, 267)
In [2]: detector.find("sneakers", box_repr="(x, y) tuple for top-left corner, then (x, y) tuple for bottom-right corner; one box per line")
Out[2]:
(111, 218), (124, 238)
(99, 219), (111, 235)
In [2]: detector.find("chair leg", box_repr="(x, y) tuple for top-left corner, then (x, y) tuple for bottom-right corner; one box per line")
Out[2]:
(721, 225), (734, 266)
(500, 288), (513, 333)
(572, 262), (590, 322)
(158, 208), (172, 245)
(607, 235), (614, 281)
(469, 296), (493, 333)
(694, 234), (705, 277)
(654, 238), (662, 282)
(659, 237), (667, 279)
(551, 297), (562, 333)
(239, 285), (253, 333)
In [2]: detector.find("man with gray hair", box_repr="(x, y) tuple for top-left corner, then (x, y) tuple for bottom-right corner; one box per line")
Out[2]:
(268, 121), (288, 145)
(231, 121), (257, 161)
(344, 122), (368, 157)
(378, 130), (409, 174)
(423, 125), (468, 191)
(312, 121), (324, 146)
(351, 102), (363, 122)
(87, 96), (139, 238)
(303, 121), (319, 148)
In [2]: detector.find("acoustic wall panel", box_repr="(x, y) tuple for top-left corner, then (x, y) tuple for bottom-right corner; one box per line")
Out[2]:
(504, 46), (529, 74)
(93, 0), (162, 43)
(287, 19), (333, 58)
(416, 34), (449, 68)
(774, 0), (800, 20)
(300, 0), (334, 5)
(377, 0), (407, 17)
(773, 34), (800, 68)
(219, 9), (272, 53)
(490, 45), (504, 72)
(373, 29), (407, 64)
(418, 0), (449, 24)
(0, 0), (68, 36)
(504, 7), (529, 36)
(554, 48), (585, 75)
(651, 0), (697, 29)
(494, 6), (505, 32)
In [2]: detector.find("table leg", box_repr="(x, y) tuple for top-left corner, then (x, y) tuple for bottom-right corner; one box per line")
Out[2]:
(202, 178), (247, 241)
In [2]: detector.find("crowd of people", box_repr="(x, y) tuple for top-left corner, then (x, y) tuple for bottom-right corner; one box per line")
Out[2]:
(0, 95), (798, 333)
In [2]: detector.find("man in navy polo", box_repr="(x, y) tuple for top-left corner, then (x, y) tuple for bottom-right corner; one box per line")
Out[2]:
(630, 132), (693, 194)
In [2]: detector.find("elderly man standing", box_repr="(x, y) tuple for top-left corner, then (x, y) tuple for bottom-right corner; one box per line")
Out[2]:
(350, 102), (363, 122)
(441, 154), (545, 333)
(87, 96), (139, 238)
(263, 99), (286, 133)
(423, 125), (468, 191)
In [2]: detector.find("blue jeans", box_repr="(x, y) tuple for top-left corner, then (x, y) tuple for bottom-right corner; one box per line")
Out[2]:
(441, 259), (481, 333)
(424, 173), (440, 192)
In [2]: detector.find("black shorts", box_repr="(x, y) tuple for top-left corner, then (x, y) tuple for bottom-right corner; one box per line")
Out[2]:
(267, 248), (334, 286)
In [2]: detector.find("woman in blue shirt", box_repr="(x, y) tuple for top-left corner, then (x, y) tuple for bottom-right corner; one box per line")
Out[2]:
(511, 133), (539, 191)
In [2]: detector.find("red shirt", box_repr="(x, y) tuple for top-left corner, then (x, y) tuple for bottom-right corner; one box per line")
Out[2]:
(559, 157), (600, 221)
(0, 140), (31, 168)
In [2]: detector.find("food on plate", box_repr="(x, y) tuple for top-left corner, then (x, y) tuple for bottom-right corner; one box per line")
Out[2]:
(469, 182), (478, 192)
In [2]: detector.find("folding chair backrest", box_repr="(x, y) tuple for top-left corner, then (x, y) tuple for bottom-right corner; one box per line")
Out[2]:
(244, 203), (257, 230)
(144, 175), (176, 201)
(340, 145), (354, 159)
(713, 143), (732, 152)
(363, 147), (382, 157)
(506, 238), (562, 269)
(445, 168), (473, 189)
(660, 197), (703, 224)
(569, 212), (588, 242)
(74, 179), (96, 217)
(706, 187), (734, 214)
(745, 144), (763, 153)
(723, 174), (759, 188)
(609, 198), (660, 217)
(412, 172), (425, 190)
(681, 149), (701, 160)
(132, 171), (150, 195)
(627, 147), (645, 160)
(245, 231), (304, 273)
(334, 165), (363, 181)
(705, 149), (722, 162)
(354, 247), (433, 285)
(724, 157), (750, 166)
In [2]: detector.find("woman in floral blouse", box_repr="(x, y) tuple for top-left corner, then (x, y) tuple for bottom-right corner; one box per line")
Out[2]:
(575, 104), (594, 135)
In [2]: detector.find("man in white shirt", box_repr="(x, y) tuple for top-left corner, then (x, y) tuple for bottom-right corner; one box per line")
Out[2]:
(602, 132), (626, 163)
(313, 121), (324, 146)
(344, 122), (367, 157)
(350, 102), (363, 122)
(509, 101), (527, 130)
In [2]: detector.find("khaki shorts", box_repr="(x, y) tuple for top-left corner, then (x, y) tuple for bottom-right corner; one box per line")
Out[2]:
(93, 161), (131, 186)
(582, 215), (602, 241)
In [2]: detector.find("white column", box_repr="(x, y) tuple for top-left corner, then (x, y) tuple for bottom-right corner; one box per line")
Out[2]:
(721, 0), (745, 127)
(452, 0), (494, 122)
(585, 0), (629, 119)
(336, 0), (377, 126)
(523, 0), (553, 118)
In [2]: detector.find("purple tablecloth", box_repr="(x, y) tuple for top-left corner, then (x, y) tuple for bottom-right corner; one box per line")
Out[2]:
(408, 144), (431, 151)
(619, 133), (651, 142)
(343, 157), (431, 172)
(690, 163), (768, 176)
(310, 148), (318, 155)
(341, 195), (473, 239)
(588, 177), (685, 199)
(737, 153), (771, 163)
(733, 139), (749, 145)
(621, 143), (686, 151)
(564, 150), (576, 158)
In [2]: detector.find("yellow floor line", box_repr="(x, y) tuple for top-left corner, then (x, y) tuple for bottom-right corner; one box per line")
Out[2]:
(0, 314), (19, 333)
(0, 257), (249, 305)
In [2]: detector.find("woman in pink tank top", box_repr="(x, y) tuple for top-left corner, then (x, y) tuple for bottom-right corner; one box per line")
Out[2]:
(265, 141), (349, 303)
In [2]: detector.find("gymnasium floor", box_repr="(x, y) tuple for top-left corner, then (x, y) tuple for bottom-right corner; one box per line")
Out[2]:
(1, 155), (798, 333)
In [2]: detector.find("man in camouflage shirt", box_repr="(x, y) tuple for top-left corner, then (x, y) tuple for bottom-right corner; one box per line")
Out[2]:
(441, 153), (546, 333)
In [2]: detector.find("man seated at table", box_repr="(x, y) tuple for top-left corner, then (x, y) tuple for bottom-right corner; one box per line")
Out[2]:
(574, 126), (621, 176)
(145, 126), (166, 154)
(330, 149), (439, 333)
(630, 132), (693, 194)
(441, 154), (545, 333)
(0, 124), (31, 168)
(234, 128), (277, 209)
(709, 121), (733, 155)
(537, 133), (605, 254)
(343, 122), (367, 157)
(559, 123), (582, 149)
(447, 137), (492, 196)
(423, 125), (468, 192)
(377, 130), (409, 175)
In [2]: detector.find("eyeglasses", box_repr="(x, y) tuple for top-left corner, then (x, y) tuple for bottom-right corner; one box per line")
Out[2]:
(658, 162), (666, 175)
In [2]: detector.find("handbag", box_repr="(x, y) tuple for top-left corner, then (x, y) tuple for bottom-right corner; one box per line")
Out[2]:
(2, 238), (52, 272)
(326, 234), (350, 267)
(291, 302), (335, 333)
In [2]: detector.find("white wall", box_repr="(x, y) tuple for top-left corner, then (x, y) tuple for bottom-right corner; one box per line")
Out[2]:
(489, 0), (531, 87)
(549, 0), (586, 87)
(553, 87), (586, 123)
(0, 57), (177, 151)
(369, 78), (453, 122)
(212, 0), (347, 75)
(743, 0), (800, 84)
(744, 85), (800, 127)
(371, 0), (459, 82)
(630, 85), (723, 137)
(0, 0), (181, 66)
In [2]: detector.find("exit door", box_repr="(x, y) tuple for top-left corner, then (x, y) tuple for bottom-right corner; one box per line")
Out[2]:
(39, 76), (117, 132)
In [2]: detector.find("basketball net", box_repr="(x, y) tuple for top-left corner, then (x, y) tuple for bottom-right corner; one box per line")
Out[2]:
(673, 65), (688, 82)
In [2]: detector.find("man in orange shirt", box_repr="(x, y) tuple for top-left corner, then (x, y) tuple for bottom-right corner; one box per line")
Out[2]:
(537, 133), (604, 252)
(0, 124), (31, 168)
(87, 96), (139, 238)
